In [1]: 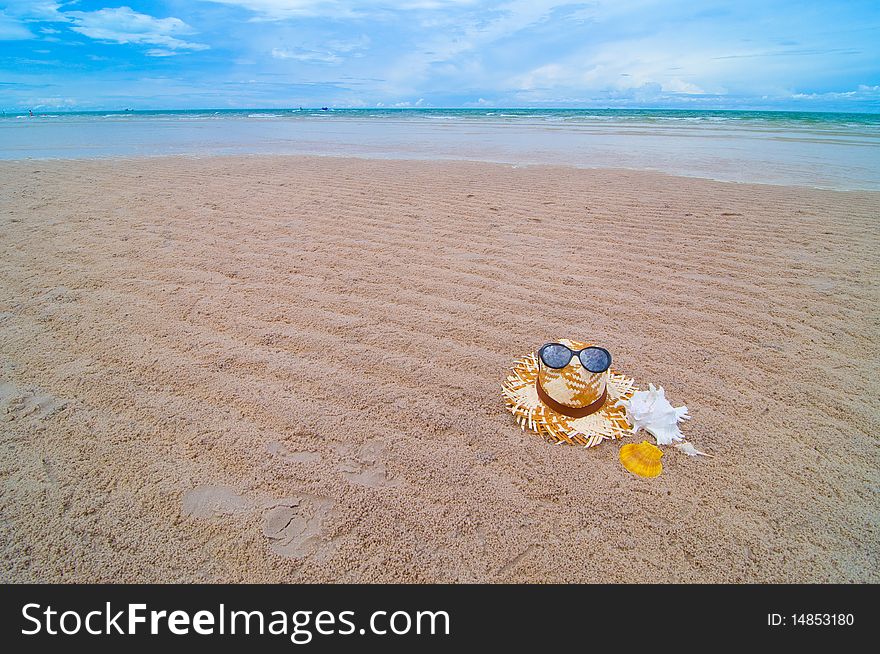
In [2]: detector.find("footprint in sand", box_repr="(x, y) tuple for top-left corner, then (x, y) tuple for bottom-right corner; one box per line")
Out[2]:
(181, 485), (254, 518)
(262, 496), (338, 560)
(181, 485), (340, 560)
(336, 440), (399, 488)
(266, 441), (321, 464)
(0, 381), (67, 424)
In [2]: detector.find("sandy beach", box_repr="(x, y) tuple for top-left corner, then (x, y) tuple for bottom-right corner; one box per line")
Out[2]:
(1, 155), (877, 583)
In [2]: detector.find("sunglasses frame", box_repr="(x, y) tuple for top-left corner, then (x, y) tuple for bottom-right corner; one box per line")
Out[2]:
(538, 343), (612, 373)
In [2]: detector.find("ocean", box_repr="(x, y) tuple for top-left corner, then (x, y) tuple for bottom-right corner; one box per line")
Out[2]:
(1, 108), (879, 189)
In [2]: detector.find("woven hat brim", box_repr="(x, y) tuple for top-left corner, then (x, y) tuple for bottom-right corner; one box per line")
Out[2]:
(502, 352), (636, 447)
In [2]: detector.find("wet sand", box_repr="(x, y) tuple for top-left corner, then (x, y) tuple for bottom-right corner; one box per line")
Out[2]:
(1, 156), (877, 582)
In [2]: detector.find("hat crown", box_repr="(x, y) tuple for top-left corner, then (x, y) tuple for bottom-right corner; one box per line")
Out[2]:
(538, 339), (608, 408)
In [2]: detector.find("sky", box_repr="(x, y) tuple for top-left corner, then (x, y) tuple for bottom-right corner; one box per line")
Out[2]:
(0, 0), (878, 111)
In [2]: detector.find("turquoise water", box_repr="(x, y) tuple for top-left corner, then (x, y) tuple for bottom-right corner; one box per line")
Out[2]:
(4, 107), (879, 126)
(2, 108), (879, 189)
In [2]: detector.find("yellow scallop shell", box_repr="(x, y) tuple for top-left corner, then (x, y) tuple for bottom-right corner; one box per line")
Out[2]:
(619, 440), (663, 478)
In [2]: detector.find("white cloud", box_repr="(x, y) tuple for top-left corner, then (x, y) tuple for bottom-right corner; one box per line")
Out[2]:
(30, 96), (79, 109)
(791, 85), (880, 101)
(326, 35), (370, 52)
(200, 1), (477, 20)
(3, 0), (213, 59)
(391, 97), (425, 106)
(0, 12), (33, 40)
(2, 1), (67, 22)
(270, 35), (369, 64)
(0, 0), (67, 41)
(145, 49), (182, 58)
(271, 47), (342, 63)
(662, 78), (705, 94)
(67, 7), (209, 53)
(377, 1), (585, 96)
(203, 0), (331, 18)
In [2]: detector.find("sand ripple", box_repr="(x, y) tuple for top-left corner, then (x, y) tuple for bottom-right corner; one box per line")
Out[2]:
(1, 156), (877, 582)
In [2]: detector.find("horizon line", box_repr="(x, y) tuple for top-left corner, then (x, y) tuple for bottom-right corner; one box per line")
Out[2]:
(4, 106), (880, 115)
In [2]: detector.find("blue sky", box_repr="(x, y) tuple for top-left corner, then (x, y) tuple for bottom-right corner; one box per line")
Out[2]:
(1, 1), (878, 111)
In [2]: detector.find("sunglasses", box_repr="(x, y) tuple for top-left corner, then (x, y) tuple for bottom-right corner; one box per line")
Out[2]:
(538, 343), (612, 373)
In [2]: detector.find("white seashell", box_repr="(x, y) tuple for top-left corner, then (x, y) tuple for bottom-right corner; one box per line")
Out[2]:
(674, 441), (713, 457)
(615, 383), (690, 445)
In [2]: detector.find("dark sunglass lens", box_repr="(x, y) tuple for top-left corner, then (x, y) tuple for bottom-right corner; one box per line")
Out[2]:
(540, 344), (571, 368)
(579, 347), (611, 373)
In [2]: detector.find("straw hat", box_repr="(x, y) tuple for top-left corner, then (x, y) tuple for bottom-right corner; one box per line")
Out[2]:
(502, 338), (636, 447)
